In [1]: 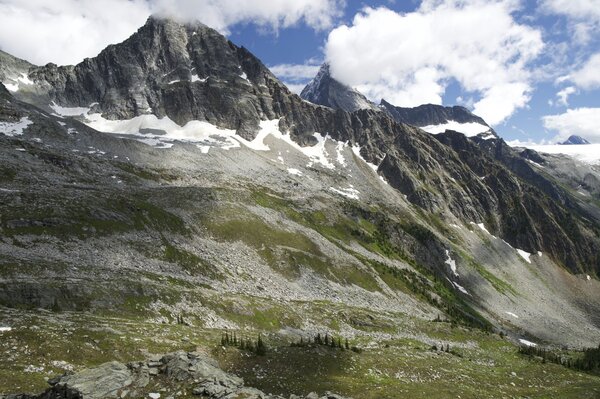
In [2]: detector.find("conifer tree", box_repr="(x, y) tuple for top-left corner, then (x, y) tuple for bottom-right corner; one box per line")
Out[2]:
(256, 334), (267, 356)
(345, 338), (350, 350)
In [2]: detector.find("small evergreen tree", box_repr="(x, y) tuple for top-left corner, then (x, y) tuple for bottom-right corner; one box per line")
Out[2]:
(345, 338), (350, 350)
(256, 334), (267, 356)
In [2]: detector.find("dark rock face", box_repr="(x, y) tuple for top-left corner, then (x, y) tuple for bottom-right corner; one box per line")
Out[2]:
(380, 99), (488, 127)
(435, 132), (600, 272)
(300, 63), (378, 113)
(559, 135), (591, 145)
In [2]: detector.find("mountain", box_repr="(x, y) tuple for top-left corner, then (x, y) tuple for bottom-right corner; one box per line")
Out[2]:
(2, 16), (600, 398)
(300, 63), (378, 112)
(299, 65), (492, 138)
(379, 99), (494, 138)
(560, 135), (591, 145)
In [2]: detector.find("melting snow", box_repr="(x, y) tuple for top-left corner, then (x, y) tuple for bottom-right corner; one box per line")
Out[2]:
(0, 326), (12, 332)
(445, 250), (458, 277)
(50, 103), (91, 117)
(3, 73), (34, 92)
(4, 82), (19, 92)
(351, 144), (378, 171)
(287, 168), (302, 176)
(516, 249), (531, 263)
(191, 74), (206, 83)
(519, 339), (537, 347)
(505, 312), (519, 319)
(329, 186), (360, 200)
(421, 121), (490, 137)
(446, 277), (469, 295)
(471, 222), (497, 238)
(511, 143), (600, 165)
(336, 141), (347, 167)
(453, 282), (469, 295)
(0, 117), (32, 136)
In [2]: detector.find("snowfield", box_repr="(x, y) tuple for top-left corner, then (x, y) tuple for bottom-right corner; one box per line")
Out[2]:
(421, 121), (491, 137)
(511, 143), (600, 165)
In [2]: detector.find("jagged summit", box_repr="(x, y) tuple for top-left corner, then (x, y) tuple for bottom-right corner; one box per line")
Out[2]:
(300, 63), (378, 112)
(379, 99), (493, 138)
(379, 99), (488, 127)
(559, 135), (591, 145)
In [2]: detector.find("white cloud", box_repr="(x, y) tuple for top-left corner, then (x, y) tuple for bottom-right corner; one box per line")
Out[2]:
(0, 0), (150, 65)
(540, 0), (600, 44)
(0, 0), (344, 65)
(555, 86), (577, 106)
(269, 63), (321, 82)
(570, 53), (600, 90)
(542, 107), (600, 142)
(324, 1), (543, 125)
(152, 0), (344, 33)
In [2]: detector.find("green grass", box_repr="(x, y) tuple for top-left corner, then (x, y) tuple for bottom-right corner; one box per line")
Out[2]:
(1, 302), (599, 399)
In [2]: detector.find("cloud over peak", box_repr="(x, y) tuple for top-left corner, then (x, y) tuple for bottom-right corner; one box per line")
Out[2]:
(0, 0), (344, 66)
(324, 1), (544, 125)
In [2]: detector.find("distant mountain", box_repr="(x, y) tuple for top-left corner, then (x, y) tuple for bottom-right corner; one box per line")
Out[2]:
(379, 99), (487, 127)
(559, 135), (591, 145)
(300, 63), (378, 112)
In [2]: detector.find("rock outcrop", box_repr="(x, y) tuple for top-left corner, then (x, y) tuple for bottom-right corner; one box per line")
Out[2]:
(1, 351), (352, 399)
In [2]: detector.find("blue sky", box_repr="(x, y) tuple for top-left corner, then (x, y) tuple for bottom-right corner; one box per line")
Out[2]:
(1, 0), (599, 144)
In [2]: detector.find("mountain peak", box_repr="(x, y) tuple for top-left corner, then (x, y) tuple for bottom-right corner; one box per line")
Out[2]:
(300, 63), (378, 112)
(559, 135), (590, 145)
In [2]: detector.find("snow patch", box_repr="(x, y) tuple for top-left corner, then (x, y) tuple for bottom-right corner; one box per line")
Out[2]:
(587, 275), (591, 281)
(329, 186), (360, 200)
(0, 326), (12, 332)
(191, 74), (206, 83)
(516, 249), (531, 263)
(510, 143), (600, 165)
(4, 82), (19, 92)
(446, 277), (469, 295)
(351, 144), (378, 171)
(336, 141), (347, 167)
(50, 103), (91, 117)
(287, 168), (302, 176)
(505, 312), (519, 319)
(471, 222), (497, 238)
(519, 339), (537, 347)
(149, 393), (160, 399)
(421, 121), (490, 137)
(0, 117), (32, 136)
(445, 250), (458, 277)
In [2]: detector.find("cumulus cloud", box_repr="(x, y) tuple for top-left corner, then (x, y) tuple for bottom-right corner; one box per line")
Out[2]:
(152, 0), (344, 33)
(0, 0), (344, 65)
(324, 1), (544, 125)
(542, 107), (600, 142)
(540, 0), (600, 44)
(555, 86), (577, 107)
(570, 53), (600, 90)
(0, 0), (150, 65)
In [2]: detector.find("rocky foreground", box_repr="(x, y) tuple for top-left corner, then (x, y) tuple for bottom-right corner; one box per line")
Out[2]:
(2, 350), (350, 399)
